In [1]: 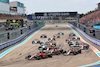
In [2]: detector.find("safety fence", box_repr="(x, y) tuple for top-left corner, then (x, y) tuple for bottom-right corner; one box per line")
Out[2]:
(0, 25), (44, 51)
(70, 24), (100, 46)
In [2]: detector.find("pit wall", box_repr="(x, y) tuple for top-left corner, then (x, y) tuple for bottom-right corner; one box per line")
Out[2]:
(0, 23), (44, 51)
(70, 23), (100, 46)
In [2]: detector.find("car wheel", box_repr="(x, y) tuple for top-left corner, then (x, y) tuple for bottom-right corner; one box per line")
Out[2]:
(86, 45), (89, 49)
(45, 36), (47, 38)
(38, 41), (40, 43)
(36, 56), (41, 60)
(48, 54), (52, 58)
(25, 55), (31, 59)
(69, 44), (73, 46)
(78, 50), (81, 53)
(32, 41), (34, 44)
(57, 36), (60, 38)
(73, 52), (77, 55)
(38, 46), (42, 50)
(40, 36), (42, 38)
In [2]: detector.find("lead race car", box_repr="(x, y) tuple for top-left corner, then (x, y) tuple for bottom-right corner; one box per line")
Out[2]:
(25, 51), (52, 60)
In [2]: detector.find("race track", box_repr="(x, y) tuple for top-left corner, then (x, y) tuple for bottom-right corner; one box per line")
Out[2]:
(0, 24), (99, 67)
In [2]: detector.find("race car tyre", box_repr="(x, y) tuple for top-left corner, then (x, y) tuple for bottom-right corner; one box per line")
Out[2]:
(77, 38), (80, 40)
(45, 36), (47, 38)
(73, 34), (76, 36)
(32, 41), (34, 44)
(36, 56), (41, 60)
(37, 41), (40, 43)
(86, 45), (89, 49)
(25, 55), (31, 59)
(40, 36), (42, 38)
(78, 50), (81, 53)
(69, 44), (73, 46)
(38, 46), (42, 50)
(73, 52), (77, 55)
(60, 49), (63, 53)
(57, 36), (60, 38)
(62, 51), (67, 54)
(48, 54), (52, 58)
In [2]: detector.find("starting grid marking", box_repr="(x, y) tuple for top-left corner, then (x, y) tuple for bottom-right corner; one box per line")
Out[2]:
(68, 25), (100, 67)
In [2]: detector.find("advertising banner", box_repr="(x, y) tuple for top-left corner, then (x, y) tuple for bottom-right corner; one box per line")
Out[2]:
(7, 19), (23, 27)
(34, 12), (77, 20)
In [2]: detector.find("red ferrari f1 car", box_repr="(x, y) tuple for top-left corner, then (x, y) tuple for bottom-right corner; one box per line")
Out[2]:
(25, 52), (52, 60)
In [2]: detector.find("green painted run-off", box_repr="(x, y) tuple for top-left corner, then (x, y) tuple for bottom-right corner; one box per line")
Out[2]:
(38, 23), (44, 26)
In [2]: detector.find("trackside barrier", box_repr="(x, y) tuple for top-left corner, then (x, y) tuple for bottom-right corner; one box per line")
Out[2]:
(70, 24), (100, 46)
(0, 25), (44, 51)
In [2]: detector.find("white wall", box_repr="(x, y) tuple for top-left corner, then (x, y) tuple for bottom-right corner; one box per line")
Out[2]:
(17, 7), (25, 15)
(9, 1), (17, 7)
(9, 11), (17, 15)
(0, 20), (6, 23)
(0, 2), (9, 14)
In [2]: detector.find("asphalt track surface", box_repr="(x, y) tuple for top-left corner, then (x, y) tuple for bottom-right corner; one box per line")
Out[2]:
(0, 24), (99, 67)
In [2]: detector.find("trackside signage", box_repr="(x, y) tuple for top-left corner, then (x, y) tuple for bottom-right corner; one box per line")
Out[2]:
(34, 12), (77, 20)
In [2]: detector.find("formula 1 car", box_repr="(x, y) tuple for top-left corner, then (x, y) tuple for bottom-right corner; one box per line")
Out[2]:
(38, 45), (48, 50)
(49, 48), (63, 55)
(40, 34), (47, 38)
(32, 39), (40, 44)
(69, 33), (76, 36)
(58, 32), (64, 35)
(72, 36), (80, 40)
(66, 36), (80, 42)
(68, 40), (79, 46)
(79, 42), (89, 50)
(53, 34), (60, 38)
(38, 42), (56, 50)
(40, 40), (49, 45)
(25, 52), (52, 60)
(63, 47), (81, 56)
(48, 37), (56, 41)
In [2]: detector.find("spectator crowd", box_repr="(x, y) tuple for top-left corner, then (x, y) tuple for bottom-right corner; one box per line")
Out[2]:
(79, 10), (100, 24)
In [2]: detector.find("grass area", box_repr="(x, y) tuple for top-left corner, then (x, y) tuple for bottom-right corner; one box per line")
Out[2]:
(38, 23), (44, 26)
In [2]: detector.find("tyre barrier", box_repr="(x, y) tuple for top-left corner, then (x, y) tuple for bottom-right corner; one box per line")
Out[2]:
(70, 24), (100, 46)
(0, 25), (44, 51)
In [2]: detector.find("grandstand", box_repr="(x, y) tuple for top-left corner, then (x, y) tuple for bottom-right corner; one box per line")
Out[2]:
(79, 10), (100, 24)
(79, 3), (100, 26)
